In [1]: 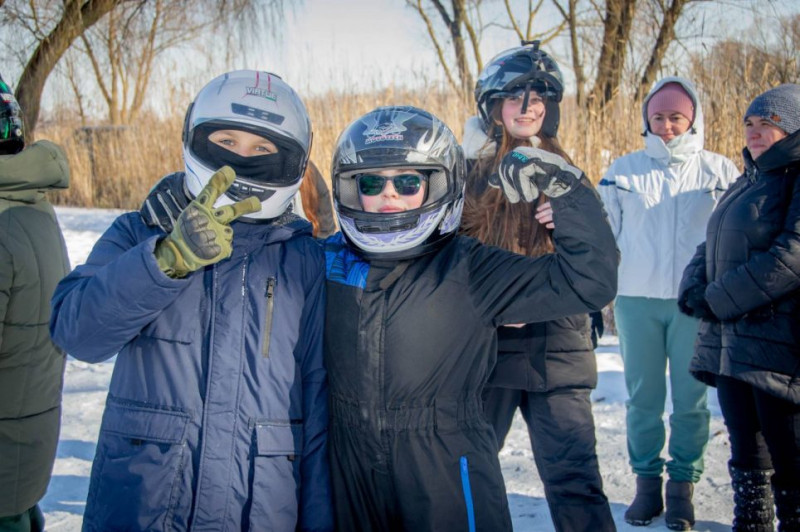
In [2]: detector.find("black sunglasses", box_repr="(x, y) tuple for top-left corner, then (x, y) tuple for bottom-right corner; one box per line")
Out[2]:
(356, 173), (427, 196)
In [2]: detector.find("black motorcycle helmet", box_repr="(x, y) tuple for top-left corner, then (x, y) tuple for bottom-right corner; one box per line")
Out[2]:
(474, 40), (564, 139)
(0, 75), (25, 155)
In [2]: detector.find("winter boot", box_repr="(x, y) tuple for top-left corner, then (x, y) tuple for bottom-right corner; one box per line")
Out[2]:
(774, 484), (800, 532)
(730, 465), (775, 532)
(665, 480), (695, 531)
(625, 475), (664, 526)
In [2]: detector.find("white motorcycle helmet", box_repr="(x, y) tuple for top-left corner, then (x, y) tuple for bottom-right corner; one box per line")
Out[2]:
(182, 70), (312, 220)
(332, 105), (466, 260)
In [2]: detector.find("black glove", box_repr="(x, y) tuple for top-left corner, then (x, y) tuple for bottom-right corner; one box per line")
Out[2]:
(678, 284), (715, 320)
(489, 147), (581, 202)
(141, 172), (191, 232)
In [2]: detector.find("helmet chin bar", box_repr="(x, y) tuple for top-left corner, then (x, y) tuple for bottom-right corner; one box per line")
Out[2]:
(355, 214), (419, 234)
(226, 180), (276, 202)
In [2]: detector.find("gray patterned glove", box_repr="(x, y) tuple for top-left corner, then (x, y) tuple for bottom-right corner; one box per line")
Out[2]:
(490, 147), (581, 203)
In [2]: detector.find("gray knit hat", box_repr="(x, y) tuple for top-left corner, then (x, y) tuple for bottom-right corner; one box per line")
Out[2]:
(744, 84), (800, 136)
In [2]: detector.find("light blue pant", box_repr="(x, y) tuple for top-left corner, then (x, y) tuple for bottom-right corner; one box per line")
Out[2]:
(615, 296), (710, 482)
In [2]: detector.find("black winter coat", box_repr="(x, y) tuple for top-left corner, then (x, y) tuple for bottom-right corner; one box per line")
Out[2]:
(323, 181), (618, 531)
(489, 315), (597, 392)
(679, 130), (800, 404)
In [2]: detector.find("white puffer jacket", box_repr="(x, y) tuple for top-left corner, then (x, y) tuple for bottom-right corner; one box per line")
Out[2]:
(598, 76), (740, 299)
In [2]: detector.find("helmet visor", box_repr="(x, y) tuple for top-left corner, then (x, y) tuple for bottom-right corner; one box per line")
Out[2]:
(337, 166), (449, 212)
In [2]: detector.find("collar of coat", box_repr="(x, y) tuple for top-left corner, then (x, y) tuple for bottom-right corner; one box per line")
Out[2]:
(745, 128), (800, 176)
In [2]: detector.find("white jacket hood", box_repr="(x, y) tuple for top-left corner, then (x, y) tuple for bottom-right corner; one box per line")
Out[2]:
(642, 76), (705, 166)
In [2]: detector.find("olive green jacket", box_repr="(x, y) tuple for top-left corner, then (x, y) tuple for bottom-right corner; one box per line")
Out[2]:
(0, 140), (70, 515)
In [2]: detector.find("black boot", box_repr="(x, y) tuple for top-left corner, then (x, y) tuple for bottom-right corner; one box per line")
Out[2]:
(730, 465), (775, 532)
(625, 475), (664, 526)
(774, 483), (800, 532)
(665, 480), (695, 530)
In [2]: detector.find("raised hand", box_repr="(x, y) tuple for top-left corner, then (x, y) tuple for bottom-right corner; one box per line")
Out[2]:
(154, 166), (260, 278)
(491, 147), (582, 203)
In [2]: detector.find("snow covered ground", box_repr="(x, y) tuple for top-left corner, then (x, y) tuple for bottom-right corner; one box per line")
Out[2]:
(40, 206), (735, 531)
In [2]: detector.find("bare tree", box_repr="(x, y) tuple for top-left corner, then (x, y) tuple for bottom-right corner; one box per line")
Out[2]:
(587, 0), (637, 109)
(407, 0), (475, 96)
(10, 0), (122, 140)
(552, 0), (587, 106)
(407, 0), (568, 98)
(3, 0), (286, 136)
(74, 0), (223, 124)
(636, 0), (692, 101)
(505, 0), (567, 44)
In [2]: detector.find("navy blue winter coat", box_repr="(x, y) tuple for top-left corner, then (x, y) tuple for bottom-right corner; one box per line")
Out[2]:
(50, 212), (332, 531)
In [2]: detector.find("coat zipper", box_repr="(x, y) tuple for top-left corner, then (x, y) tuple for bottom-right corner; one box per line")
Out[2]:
(262, 277), (276, 358)
(460, 456), (476, 532)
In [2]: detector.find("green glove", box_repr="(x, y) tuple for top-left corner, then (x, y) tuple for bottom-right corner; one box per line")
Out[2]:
(155, 166), (260, 278)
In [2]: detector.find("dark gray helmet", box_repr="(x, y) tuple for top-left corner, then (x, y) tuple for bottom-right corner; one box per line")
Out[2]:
(474, 40), (564, 138)
(331, 105), (465, 260)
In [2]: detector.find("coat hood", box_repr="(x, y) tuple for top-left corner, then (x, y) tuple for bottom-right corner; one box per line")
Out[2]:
(642, 76), (705, 165)
(0, 140), (70, 203)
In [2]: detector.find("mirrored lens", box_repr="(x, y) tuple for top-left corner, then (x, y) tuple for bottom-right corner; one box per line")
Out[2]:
(357, 174), (387, 196)
(356, 174), (424, 196)
(392, 174), (423, 195)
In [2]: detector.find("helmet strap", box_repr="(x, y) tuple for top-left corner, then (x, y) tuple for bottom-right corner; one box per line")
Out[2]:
(520, 81), (533, 115)
(490, 121), (504, 144)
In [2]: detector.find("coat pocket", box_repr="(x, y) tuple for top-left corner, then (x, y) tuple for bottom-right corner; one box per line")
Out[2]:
(248, 421), (304, 528)
(85, 401), (191, 531)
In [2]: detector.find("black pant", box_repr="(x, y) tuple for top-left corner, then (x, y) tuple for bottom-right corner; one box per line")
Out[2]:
(483, 386), (616, 532)
(716, 375), (800, 488)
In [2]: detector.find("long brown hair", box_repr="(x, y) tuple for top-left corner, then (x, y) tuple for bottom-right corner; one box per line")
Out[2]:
(460, 104), (572, 257)
(299, 160), (322, 237)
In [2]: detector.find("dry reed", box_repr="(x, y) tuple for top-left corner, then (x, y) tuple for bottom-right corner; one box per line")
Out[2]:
(38, 70), (778, 210)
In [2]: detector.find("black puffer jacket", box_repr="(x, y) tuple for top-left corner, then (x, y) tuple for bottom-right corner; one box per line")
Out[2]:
(679, 130), (800, 404)
(489, 315), (597, 392)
